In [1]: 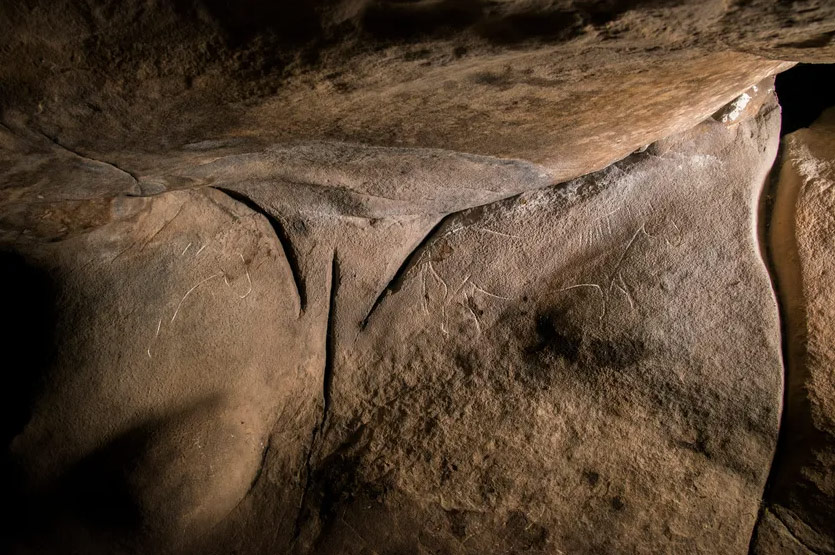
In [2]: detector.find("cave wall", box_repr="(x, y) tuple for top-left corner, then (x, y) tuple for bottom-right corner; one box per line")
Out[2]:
(2, 1), (835, 554)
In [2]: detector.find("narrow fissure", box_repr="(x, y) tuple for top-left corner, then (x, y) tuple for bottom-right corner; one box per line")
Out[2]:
(246, 435), (272, 498)
(322, 252), (339, 420)
(746, 128), (790, 554)
(744, 62), (835, 555)
(292, 250), (338, 544)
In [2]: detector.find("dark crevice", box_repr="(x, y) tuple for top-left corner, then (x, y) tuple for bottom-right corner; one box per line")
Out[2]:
(211, 187), (307, 314)
(292, 250), (338, 545)
(322, 252), (339, 419)
(748, 124), (817, 553)
(360, 214), (446, 329)
(775, 63), (835, 135)
(753, 135), (834, 552)
(292, 420), (321, 544)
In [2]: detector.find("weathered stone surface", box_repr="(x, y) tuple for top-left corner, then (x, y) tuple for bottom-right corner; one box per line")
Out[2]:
(2, 1), (834, 204)
(751, 510), (815, 555)
(0, 189), (319, 553)
(2, 2), (833, 552)
(756, 107), (835, 555)
(289, 93), (784, 553)
(0, 87), (787, 554)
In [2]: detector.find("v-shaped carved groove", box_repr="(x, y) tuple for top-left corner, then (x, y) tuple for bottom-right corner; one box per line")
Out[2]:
(211, 187), (307, 315)
(360, 214), (448, 330)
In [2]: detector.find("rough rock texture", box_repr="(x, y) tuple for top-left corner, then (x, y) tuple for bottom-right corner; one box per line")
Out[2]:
(0, 87), (787, 554)
(3, 0), (835, 205)
(751, 510), (816, 555)
(1, 2), (835, 553)
(755, 108), (835, 555)
(288, 90), (784, 555)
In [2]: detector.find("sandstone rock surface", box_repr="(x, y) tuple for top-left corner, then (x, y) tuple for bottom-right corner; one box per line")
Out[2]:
(0, 89), (788, 554)
(754, 107), (835, 555)
(752, 509), (817, 555)
(289, 90), (784, 555)
(1, 2), (834, 553)
(2, 1), (834, 204)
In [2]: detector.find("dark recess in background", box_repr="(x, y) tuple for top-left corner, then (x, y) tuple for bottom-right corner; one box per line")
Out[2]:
(775, 63), (835, 135)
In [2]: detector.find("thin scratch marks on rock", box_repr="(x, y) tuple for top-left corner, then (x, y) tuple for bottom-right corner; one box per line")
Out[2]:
(223, 253), (254, 299)
(429, 262), (450, 336)
(559, 223), (646, 321)
(471, 281), (510, 300)
(427, 261), (449, 299)
(211, 187), (306, 315)
(667, 219), (683, 247)
(459, 298), (483, 336)
(171, 273), (222, 324)
(618, 272), (637, 310)
(360, 215), (446, 330)
(452, 274), (471, 298)
(359, 187), (552, 332)
(558, 283), (603, 294)
(608, 223), (647, 287)
(558, 282), (607, 321)
(475, 226), (522, 239)
(146, 318), (164, 359)
(236, 253), (253, 299)
(108, 241), (137, 264)
(140, 203), (186, 251)
(599, 206), (622, 221)
(340, 511), (371, 547)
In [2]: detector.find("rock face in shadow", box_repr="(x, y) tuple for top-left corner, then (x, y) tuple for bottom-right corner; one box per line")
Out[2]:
(751, 510), (816, 555)
(0, 189), (319, 554)
(754, 108), (835, 555)
(2, 1), (834, 205)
